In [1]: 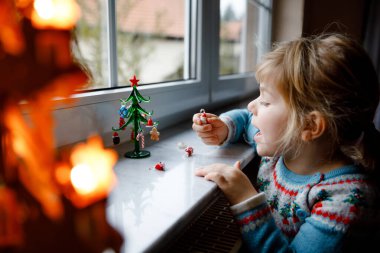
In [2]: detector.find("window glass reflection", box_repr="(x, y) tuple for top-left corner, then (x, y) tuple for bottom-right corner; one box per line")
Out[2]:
(116, 0), (187, 86)
(220, 0), (264, 76)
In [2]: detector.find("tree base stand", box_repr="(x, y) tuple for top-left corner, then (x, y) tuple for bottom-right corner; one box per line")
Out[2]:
(124, 150), (150, 159)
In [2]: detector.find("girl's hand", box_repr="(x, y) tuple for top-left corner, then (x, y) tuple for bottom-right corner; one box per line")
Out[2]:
(192, 113), (229, 145)
(195, 161), (258, 205)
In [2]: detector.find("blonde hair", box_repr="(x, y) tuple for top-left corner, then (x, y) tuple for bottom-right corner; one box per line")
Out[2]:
(256, 34), (380, 170)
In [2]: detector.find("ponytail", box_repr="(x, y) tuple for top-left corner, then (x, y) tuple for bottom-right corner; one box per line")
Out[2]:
(340, 122), (380, 172)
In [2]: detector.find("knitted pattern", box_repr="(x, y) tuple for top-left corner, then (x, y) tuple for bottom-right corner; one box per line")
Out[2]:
(220, 108), (379, 252)
(257, 157), (375, 237)
(231, 156), (379, 252)
(237, 203), (272, 232)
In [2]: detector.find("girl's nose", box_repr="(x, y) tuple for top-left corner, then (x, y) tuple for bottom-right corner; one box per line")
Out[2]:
(247, 99), (257, 116)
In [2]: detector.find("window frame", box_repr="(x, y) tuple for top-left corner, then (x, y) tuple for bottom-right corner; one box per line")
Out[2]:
(53, 0), (272, 147)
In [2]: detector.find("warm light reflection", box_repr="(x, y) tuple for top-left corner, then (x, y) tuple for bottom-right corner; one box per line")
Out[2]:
(0, 1), (122, 249)
(4, 105), (63, 220)
(68, 135), (118, 207)
(31, 0), (80, 29)
(34, 0), (54, 19)
(71, 164), (97, 195)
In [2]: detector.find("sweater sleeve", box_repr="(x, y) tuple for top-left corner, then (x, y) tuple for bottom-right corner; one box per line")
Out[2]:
(233, 201), (346, 253)
(219, 109), (258, 149)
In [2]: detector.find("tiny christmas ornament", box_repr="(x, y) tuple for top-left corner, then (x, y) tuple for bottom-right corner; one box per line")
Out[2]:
(177, 142), (187, 149)
(150, 127), (160, 141)
(112, 75), (159, 158)
(136, 131), (145, 149)
(146, 117), (154, 127)
(119, 117), (126, 130)
(119, 102), (129, 118)
(154, 162), (165, 171)
(185, 146), (194, 157)
(199, 108), (208, 125)
(112, 132), (120, 145)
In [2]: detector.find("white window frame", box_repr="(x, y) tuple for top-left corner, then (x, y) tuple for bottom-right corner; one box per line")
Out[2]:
(53, 0), (272, 147)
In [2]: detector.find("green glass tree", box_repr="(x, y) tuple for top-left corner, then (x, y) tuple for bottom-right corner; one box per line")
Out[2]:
(112, 75), (157, 158)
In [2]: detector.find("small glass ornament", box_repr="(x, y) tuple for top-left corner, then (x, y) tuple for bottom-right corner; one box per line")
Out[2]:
(185, 146), (194, 157)
(146, 117), (154, 127)
(199, 108), (208, 125)
(150, 127), (160, 141)
(112, 132), (120, 145)
(118, 102), (129, 118)
(154, 162), (165, 171)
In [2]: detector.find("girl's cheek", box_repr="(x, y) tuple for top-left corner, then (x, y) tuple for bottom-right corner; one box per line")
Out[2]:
(252, 116), (258, 128)
(247, 99), (258, 115)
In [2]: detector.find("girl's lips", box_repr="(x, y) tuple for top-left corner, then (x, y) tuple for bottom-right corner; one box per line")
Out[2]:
(254, 131), (262, 142)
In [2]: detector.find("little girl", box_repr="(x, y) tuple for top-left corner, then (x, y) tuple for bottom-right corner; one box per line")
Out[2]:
(192, 34), (380, 252)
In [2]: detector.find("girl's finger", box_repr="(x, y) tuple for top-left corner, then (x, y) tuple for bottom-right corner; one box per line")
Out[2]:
(201, 136), (219, 144)
(193, 113), (218, 124)
(198, 134), (217, 143)
(192, 123), (212, 132)
(195, 168), (205, 177)
(195, 165), (220, 177)
(192, 113), (201, 122)
(197, 131), (215, 138)
(234, 160), (241, 170)
(204, 172), (227, 186)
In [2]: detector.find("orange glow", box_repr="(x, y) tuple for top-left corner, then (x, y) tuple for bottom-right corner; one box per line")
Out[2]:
(15, 0), (33, 8)
(4, 104), (63, 220)
(68, 135), (118, 207)
(31, 0), (80, 29)
(55, 164), (71, 185)
(0, 0), (25, 55)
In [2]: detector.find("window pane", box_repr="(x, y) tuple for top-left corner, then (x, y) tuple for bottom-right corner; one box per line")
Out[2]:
(116, 0), (188, 86)
(73, 0), (110, 90)
(219, 0), (265, 76)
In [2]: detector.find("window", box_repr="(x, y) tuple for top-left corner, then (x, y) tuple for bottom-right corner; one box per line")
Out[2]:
(115, 0), (190, 86)
(74, 0), (193, 89)
(55, 0), (272, 147)
(219, 0), (271, 75)
(74, 0), (109, 89)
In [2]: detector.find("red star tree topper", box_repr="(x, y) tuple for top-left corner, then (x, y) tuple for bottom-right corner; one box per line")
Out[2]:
(129, 75), (139, 87)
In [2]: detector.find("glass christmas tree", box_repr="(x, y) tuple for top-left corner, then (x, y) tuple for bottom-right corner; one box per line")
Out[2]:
(112, 75), (158, 158)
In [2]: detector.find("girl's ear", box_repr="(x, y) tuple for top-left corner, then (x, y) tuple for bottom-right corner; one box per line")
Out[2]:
(301, 111), (326, 141)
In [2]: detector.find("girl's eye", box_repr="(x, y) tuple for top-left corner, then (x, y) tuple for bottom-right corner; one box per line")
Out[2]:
(259, 101), (270, 106)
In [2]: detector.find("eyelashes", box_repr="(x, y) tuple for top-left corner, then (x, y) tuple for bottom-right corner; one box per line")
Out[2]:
(259, 101), (270, 106)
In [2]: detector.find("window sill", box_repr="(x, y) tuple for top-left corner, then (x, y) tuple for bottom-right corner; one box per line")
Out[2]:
(106, 119), (255, 253)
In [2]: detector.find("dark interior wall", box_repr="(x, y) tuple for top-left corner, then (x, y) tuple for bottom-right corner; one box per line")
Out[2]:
(271, 0), (304, 43)
(300, 0), (380, 125)
(271, 0), (380, 123)
(364, 0), (380, 83)
(302, 0), (369, 41)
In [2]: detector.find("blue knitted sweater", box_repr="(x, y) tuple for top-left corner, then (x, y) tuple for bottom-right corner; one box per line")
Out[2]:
(220, 109), (379, 252)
